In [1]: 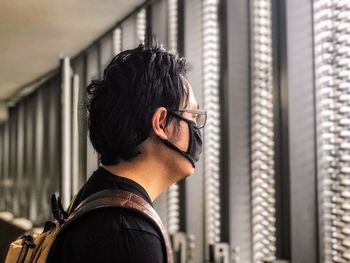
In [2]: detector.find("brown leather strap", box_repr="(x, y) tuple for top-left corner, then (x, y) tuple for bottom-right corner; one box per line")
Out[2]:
(63, 189), (173, 263)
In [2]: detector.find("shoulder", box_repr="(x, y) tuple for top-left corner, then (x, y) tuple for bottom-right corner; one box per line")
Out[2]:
(47, 208), (165, 263)
(79, 207), (161, 237)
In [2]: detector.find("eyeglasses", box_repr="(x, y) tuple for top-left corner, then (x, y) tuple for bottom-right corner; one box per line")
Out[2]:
(168, 108), (207, 129)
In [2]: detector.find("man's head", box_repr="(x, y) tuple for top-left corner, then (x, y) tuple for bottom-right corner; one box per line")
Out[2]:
(87, 44), (205, 178)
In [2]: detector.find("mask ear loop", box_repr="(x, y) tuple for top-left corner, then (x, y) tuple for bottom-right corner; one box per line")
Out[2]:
(159, 111), (196, 168)
(159, 138), (196, 168)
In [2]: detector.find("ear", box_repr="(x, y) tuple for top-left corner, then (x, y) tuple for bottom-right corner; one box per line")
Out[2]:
(152, 107), (169, 140)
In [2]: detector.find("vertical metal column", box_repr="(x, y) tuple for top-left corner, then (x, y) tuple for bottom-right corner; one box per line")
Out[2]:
(285, 0), (318, 261)
(41, 85), (52, 220)
(184, 0), (205, 261)
(71, 58), (87, 189)
(26, 98), (35, 221)
(72, 74), (80, 196)
(136, 8), (146, 44)
(22, 100), (29, 219)
(149, 0), (172, 231)
(225, 0), (253, 260)
(16, 104), (25, 216)
(151, 0), (167, 45)
(250, 0), (277, 262)
(99, 35), (113, 76)
(166, 0), (181, 237)
(35, 90), (46, 223)
(113, 28), (122, 55)
(47, 78), (62, 201)
(86, 48), (100, 178)
(61, 57), (72, 209)
(313, 1), (350, 262)
(122, 15), (137, 50)
(168, 0), (178, 54)
(11, 108), (19, 217)
(202, 0), (222, 252)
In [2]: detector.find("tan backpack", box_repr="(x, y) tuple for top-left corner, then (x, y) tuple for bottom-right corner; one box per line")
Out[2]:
(5, 189), (173, 263)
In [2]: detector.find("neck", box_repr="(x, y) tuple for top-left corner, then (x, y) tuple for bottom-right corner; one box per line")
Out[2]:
(102, 154), (177, 202)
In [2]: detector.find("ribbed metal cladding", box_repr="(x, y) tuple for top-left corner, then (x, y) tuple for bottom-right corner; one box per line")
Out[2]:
(136, 8), (146, 44)
(313, 1), (350, 262)
(113, 27), (122, 56)
(202, 0), (221, 246)
(168, 0), (178, 54)
(167, 183), (180, 234)
(250, 0), (276, 262)
(166, 0), (181, 235)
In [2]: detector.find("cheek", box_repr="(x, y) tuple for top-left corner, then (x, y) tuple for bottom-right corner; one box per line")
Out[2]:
(176, 122), (190, 152)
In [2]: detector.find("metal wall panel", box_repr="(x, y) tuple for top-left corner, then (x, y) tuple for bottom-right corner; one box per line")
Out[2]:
(284, 0), (319, 262)
(16, 103), (25, 217)
(122, 17), (137, 51)
(148, 5), (189, 258)
(22, 99), (30, 219)
(71, 56), (87, 191)
(2, 2), (341, 262)
(184, 0), (205, 261)
(46, 78), (62, 205)
(99, 35), (113, 76)
(0, 75), (62, 224)
(71, 35), (113, 190)
(166, 0), (181, 238)
(9, 107), (19, 217)
(313, 1), (350, 262)
(34, 89), (47, 224)
(202, 0), (222, 252)
(136, 8), (147, 44)
(28, 95), (40, 223)
(167, 0), (178, 54)
(41, 83), (55, 219)
(113, 28), (122, 55)
(153, 191), (169, 232)
(25, 97), (36, 221)
(149, 0), (178, 235)
(151, 0), (167, 45)
(72, 73), (80, 196)
(226, 0), (253, 261)
(250, 0), (277, 261)
(61, 57), (72, 209)
(86, 47), (100, 178)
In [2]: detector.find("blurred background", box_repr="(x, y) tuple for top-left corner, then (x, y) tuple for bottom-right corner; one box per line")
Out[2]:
(0, 0), (349, 262)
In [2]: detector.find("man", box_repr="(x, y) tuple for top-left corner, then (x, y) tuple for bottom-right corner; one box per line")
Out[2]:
(47, 44), (206, 262)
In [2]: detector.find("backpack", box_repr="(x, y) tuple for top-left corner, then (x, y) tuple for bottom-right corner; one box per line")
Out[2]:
(4, 189), (173, 263)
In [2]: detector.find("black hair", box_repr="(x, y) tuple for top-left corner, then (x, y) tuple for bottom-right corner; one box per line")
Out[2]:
(86, 44), (190, 165)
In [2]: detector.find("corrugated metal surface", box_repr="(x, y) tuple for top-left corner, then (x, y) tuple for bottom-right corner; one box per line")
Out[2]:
(314, 1), (350, 262)
(250, 0), (277, 261)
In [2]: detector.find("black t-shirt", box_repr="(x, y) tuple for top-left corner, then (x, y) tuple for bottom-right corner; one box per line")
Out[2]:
(47, 167), (165, 263)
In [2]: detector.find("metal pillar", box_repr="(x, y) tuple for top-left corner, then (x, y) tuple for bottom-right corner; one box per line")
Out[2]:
(61, 57), (72, 209)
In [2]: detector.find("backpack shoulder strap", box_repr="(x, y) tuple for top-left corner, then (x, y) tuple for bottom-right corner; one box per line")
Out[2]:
(62, 189), (173, 263)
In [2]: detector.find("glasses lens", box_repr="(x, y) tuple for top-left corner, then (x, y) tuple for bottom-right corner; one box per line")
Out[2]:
(196, 113), (206, 128)
(169, 109), (207, 128)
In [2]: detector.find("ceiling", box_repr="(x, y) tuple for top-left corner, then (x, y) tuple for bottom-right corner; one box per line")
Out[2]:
(0, 0), (144, 103)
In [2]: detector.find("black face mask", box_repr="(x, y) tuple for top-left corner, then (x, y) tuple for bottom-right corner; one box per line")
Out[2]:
(159, 115), (203, 168)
